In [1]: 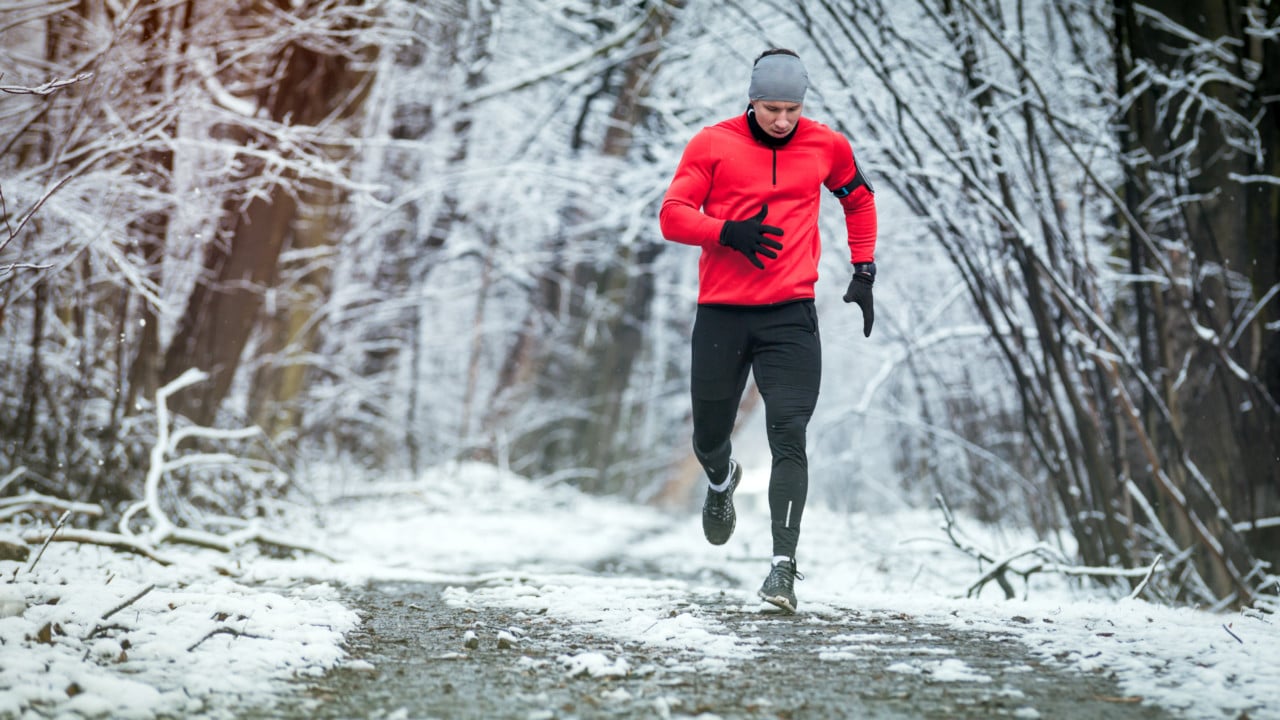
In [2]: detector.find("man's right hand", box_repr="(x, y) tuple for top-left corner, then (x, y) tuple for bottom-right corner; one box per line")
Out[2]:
(719, 204), (784, 269)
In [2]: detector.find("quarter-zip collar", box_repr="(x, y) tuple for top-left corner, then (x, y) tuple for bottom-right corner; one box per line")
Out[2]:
(746, 108), (797, 186)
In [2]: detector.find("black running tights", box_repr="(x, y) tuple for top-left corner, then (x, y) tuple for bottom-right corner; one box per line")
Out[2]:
(689, 300), (820, 559)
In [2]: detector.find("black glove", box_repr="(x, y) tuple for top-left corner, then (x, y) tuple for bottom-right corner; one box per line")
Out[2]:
(842, 262), (876, 337)
(719, 204), (783, 269)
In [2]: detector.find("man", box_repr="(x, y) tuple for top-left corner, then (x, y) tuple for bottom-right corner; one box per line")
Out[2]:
(658, 48), (878, 612)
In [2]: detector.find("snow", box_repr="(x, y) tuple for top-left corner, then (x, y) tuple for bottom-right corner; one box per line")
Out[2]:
(2, 460), (1278, 719)
(559, 651), (631, 679)
(885, 657), (992, 682)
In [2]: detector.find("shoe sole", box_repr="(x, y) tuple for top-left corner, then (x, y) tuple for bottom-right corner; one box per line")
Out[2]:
(758, 591), (796, 613)
(703, 518), (735, 545)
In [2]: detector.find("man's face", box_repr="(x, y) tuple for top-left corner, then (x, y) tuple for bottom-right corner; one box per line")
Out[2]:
(751, 100), (803, 138)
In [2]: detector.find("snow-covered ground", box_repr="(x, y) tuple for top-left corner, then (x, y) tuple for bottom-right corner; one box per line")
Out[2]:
(1, 461), (1277, 719)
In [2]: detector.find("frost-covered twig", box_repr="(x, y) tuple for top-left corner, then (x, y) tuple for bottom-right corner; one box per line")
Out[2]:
(24, 510), (70, 574)
(1126, 555), (1163, 601)
(934, 494), (1015, 599)
(0, 492), (103, 522)
(0, 72), (93, 95)
(0, 466), (27, 496)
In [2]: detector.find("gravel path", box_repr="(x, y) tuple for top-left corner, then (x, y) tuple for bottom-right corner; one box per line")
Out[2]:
(250, 580), (1176, 720)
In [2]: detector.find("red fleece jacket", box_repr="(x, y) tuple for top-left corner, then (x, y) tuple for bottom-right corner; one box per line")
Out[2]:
(659, 113), (877, 306)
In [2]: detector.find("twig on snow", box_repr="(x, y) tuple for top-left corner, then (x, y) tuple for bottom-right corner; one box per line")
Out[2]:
(187, 626), (266, 652)
(84, 623), (130, 641)
(25, 510), (70, 574)
(83, 584), (157, 642)
(1126, 555), (1163, 600)
(102, 583), (156, 621)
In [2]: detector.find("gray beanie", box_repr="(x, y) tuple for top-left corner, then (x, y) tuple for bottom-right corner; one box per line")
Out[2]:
(748, 53), (808, 103)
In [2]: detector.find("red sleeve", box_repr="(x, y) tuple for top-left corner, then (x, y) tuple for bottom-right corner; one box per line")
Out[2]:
(659, 130), (725, 247)
(825, 133), (877, 265)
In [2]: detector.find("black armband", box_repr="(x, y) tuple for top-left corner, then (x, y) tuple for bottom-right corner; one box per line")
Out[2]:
(832, 164), (875, 198)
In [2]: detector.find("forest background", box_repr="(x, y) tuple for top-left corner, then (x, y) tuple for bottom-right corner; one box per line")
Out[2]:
(1, 0), (1277, 612)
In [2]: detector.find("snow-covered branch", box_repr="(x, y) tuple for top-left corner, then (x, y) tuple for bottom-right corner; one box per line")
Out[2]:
(0, 493), (102, 523)
(934, 495), (1166, 601)
(99, 368), (331, 560)
(0, 72), (93, 95)
(461, 11), (650, 107)
(20, 528), (175, 566)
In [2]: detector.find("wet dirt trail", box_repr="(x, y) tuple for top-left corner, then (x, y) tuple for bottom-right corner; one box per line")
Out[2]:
(251, 580), (1176, 720)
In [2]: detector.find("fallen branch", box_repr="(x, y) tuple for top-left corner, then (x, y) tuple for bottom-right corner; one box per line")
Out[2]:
(967, 549), (1163, 599)
(83, 584), (157, 642)
(935, 494), (1166, 600)
(187, 626), (266, 652)
(153, 524), (337, 562)
(17, 371), (324, 567)
(0, 492), (103, 522)
(22, 528), (174, 566)
(111, 368), (329, 560)
(963, 544), (1063, 599)
(934, 494), (1017, 598)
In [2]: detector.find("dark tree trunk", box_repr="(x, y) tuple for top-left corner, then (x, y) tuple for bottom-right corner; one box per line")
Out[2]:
(1112, 0), (1279, 595)
(161, 1), (367, 426)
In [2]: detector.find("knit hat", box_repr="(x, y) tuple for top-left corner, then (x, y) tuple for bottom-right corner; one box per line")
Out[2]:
(748, 53), (808, 103)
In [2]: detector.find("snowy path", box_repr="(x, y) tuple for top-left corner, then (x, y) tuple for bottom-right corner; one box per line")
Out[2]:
(267, 463), (1275, 720)
(2, 462), (1277, 719)
(252, 579), (1169, 720)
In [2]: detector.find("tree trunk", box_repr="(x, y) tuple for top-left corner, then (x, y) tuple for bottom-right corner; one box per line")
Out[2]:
(161, 1), (369, 426)
(1113, 0), (1279, 594)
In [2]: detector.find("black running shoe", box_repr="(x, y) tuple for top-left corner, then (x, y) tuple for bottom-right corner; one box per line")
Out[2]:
(701, 459), (741, 546)
(758, 559), (804, 612)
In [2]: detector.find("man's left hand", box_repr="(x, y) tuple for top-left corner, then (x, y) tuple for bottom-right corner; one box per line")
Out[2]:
(842, 263), (876, 337)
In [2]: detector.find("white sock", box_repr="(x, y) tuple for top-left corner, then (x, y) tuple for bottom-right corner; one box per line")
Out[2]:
(772, 555), (792, 566)
(707, 461), (735, 492)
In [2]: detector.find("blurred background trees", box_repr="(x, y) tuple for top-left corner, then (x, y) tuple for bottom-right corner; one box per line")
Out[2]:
(1, 0), (1276, 607)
